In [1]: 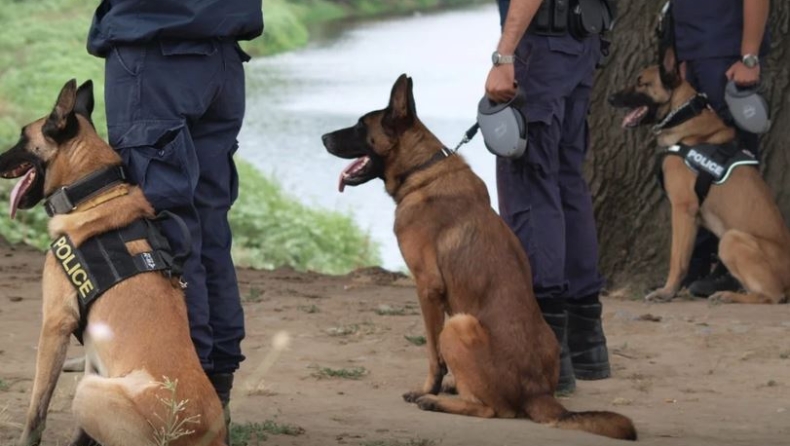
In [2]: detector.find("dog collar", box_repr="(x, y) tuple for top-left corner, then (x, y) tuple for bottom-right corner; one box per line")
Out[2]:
(44, 165), (128, 216)
(652, 94), (711, 134)
(397, 146), (454, 184)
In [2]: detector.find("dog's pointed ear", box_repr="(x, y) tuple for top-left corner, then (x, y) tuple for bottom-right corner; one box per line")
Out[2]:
(74, 80), (95, 124)
(383, 74), (416, 134)
(658, 45), (681, 89)
(43, 79), (79, 143)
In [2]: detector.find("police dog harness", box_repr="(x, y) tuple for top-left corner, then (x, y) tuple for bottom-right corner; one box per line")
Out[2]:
(656, 142), (759, 204)
(46, 166), (189, 343)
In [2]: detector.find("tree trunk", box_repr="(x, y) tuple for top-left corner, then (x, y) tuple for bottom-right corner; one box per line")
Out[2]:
(587, 0), (790, 293)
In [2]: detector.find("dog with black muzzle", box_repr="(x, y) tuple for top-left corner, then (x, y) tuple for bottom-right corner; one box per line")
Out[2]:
(609, 45), (790, 304)
(0, 80), (226, 446)
(322, 74), (637, 441)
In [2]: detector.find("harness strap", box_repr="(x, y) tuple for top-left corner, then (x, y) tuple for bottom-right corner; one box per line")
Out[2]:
(52, 216), (187, 344)
(44, 165), (127, 216)
(656, 142), (757, 205)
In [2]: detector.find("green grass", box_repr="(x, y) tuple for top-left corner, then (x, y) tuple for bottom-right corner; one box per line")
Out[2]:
(312, 366), (368, 380)
(230, 420), (305, 446)
(0, 378), (8, 392)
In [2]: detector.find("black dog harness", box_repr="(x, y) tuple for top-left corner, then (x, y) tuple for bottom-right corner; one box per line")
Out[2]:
(45, 165), (189, 343)
(655, 142), (759, 205)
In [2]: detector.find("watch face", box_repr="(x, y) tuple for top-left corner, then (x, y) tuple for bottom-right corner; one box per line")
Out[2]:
(492, 51), (500, 65)
(743, 55), (759, 68)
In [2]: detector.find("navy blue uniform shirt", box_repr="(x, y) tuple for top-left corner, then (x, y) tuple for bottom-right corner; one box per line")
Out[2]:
(88, 0), (264, 57)
(673, 0), (770, 60)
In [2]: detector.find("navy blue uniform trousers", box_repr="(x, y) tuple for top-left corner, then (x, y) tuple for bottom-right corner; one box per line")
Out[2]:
(104, 39), (247, 374)
(684, 56), (761, 268)
(496, 33), (604, 301)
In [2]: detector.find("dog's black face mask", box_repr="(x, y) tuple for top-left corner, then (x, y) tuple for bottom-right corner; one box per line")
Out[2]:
(608, 87), (661, 129)
(0, 79), (95, 218)
(0, 134), (47, 216)
(321, 113), (386, 192)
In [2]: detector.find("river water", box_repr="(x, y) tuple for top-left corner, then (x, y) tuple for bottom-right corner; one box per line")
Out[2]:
(239, 3), (501, 271)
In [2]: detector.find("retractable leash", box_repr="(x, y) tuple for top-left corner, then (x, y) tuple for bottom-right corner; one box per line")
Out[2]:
(451, 88), (529, 158)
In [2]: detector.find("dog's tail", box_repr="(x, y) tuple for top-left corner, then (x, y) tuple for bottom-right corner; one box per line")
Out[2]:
(524, 394), (637, 441)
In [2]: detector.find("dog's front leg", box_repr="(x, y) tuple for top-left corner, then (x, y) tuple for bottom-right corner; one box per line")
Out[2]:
(646, 201), (699, 303)
(19, 319), (74, 446)
(403, 282), (447, 403)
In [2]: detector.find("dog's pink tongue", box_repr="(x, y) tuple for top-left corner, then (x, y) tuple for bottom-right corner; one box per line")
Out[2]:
(9, 169), (35, 220)
(337, 157), (368, 193)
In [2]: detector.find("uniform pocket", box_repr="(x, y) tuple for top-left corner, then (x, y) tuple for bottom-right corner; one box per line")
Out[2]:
(112, 45), (147, 76)
(522, 104), (560, 176)
(112, 121), (198, 211)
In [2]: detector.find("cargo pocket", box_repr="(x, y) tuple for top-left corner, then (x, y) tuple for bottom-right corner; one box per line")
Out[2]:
(522, 104), (559, 176)
(111, 121), (198, 211)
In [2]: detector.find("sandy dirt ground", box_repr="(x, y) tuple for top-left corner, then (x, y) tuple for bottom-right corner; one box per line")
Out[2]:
(0, 243), (789, 446)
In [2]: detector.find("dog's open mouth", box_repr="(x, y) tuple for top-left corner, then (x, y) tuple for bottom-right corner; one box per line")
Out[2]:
(338, 156), (374, 192)
(622, 106), (649, 129)
(1, 162), (39, 219)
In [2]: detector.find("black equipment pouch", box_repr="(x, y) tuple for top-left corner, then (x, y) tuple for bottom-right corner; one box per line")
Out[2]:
(531, 0), (569, 36)
(569, 0), (615, 39)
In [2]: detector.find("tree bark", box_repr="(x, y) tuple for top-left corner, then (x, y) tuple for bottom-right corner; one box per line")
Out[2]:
(588, 0), (790, 293)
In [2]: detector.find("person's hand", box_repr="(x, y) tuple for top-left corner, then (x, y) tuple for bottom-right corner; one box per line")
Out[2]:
(725, 61), (760, 87)
(485, 64), (517, 103)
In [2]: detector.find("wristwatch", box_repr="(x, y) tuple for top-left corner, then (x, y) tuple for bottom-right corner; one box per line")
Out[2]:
(491, 51), (515, 66)
(742, 54), (760, 68)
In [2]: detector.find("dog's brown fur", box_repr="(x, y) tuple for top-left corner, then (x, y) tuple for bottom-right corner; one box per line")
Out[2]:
(610, 49), (790, 304)
(2, 80), (225, 446)
(322, 75), (636, 441)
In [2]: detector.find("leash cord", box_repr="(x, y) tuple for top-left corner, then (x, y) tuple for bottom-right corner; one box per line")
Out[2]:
(452, 123), (480, 153)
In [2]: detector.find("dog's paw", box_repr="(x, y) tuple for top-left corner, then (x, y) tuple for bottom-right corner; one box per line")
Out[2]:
(644, 288), (676, 303)
(402, 390), (426, 403)
(415, 395), (440, 412)
(708, 291), (735, 304)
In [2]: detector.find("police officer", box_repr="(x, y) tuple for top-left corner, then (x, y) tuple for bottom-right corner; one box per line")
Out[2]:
(87, 0), (264, 435)
(670, 0), (771, 296)
(487, 0), (612, 393)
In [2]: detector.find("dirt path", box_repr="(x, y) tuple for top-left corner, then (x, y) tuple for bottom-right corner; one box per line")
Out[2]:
(1, 245), (788, 446)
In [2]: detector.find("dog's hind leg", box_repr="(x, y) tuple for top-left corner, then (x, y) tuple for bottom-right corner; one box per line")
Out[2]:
(71, 371), (158, 446)
(414, 314), (515, 418)
(711, 230), (787, 304)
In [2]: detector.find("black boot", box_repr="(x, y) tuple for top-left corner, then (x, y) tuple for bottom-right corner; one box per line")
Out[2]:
(208, 373), (234, 445)
(537, 298), (576, 394)
(687, 261), (741, 297)
(566, 295), (611, 380)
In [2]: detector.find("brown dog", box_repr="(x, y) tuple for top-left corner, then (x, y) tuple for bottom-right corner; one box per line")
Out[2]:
(322, 74), (636, 441)
(0, 80), (226, 445)
(609, 48), (790, 304)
